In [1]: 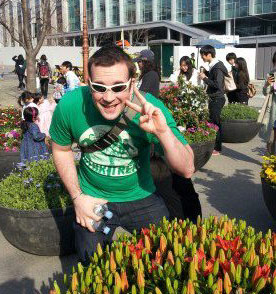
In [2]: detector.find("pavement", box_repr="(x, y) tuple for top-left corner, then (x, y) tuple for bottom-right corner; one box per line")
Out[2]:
(0, 74), (275, 294)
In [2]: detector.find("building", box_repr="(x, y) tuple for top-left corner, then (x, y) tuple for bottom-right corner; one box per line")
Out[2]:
(1, 0), (276, 48)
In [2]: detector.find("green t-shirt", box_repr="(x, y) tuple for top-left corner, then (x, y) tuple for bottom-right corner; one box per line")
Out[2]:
(50, 86), (187, 202)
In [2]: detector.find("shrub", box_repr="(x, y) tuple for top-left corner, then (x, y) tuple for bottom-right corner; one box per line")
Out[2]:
(51, 215), (276, 294)
(0, 157), (72, 210)
(221, 104), (259, 121)
(261, 155), (276, 186)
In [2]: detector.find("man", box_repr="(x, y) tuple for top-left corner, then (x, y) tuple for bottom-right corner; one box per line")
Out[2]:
(60, 61), (81, 91)
(50, 45), (194, 264)
(37, 54), (52, 99)
(226, 52), (238, 104)
(191, 53), (196, 69)
(199, 45), (228, 155)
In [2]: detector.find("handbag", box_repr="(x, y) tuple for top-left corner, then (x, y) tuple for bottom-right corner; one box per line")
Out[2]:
(247, 83), (257, 98)
(224, 71), (237, 92)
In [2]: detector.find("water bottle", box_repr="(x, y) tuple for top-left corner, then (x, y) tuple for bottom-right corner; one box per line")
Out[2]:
(91, 204), (113, 234)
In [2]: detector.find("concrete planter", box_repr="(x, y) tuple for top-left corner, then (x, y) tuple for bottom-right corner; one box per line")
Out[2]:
(261, 178), (276, 221)
(190, 140), (215, 171)
(221, 120), (261, 143)
(0, 205), (75, 256)
(0, 151), (20, 179)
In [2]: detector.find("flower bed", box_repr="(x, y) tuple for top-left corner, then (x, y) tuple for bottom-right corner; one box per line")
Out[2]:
(0, 107), (22, 152)
(51, 215), (276, 294)
(261, 155), (276, 186)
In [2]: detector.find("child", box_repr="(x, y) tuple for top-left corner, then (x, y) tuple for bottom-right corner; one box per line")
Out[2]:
(52, 76), (67, 104)
(33, 92), (56, 136)
(18, 91), (38, 119)
(20, 107), (48, 162)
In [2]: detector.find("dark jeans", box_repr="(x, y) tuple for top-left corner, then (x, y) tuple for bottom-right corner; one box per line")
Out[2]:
(17, 73), (25, 89)
(73, 192), (169, 265)
(236, 90), (249, 105)
(208, 96), (226, 151)
(40, 78), (49, 98)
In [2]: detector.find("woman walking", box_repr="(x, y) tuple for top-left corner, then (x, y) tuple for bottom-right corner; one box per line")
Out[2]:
(234, 57), (250, 105)
(37, 55), (52, 98)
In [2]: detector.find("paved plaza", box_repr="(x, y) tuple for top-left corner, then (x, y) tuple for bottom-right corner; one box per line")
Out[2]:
(0, 73), (275, 294)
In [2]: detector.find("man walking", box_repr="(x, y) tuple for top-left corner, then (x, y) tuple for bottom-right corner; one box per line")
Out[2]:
(50, 45), (194, 265)
(199, 45), (228, 155)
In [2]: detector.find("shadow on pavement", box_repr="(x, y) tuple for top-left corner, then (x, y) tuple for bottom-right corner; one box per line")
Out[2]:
(194, 167), (276, 233)
(222, 146), (262, 166)
(0, 277), (39, 294)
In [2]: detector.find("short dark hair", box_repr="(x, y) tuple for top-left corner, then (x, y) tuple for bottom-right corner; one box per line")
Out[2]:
(273, 51), (276, 65)
(88, 45), (136, 79)
(62, 61), (72, 70)
(40, 54), (47, 61)
(32, 92), (43, 104)
(226, 52), (237, 61)
(200, 45), (216, 58)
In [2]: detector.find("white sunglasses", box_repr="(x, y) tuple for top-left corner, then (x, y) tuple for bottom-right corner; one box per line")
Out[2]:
(89, 79), (132, 93)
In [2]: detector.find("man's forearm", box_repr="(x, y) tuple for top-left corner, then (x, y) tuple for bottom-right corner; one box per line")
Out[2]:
(157, 128), (195, 178)
(52, 149), (81, 199)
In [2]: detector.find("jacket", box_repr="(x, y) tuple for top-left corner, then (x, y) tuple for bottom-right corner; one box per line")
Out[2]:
(12, 56), (26, 75)
(203, 61), (228, 98)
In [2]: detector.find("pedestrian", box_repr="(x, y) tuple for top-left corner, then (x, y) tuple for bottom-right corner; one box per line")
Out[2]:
(190, 52), (196, 69)
(50, 45), (194, 265)
(20, 106), (48, 162)
(33, 92), (56, 137)
(198, 45), (228, 155)
(37, 55), (52, 99)
(226, 52), (238, 103)
(12, 54), (26, 90)
(169, 56), (200, 85)
(52, 76), (67, 104)
(133, 49), (160, 98)
(263, 51), (276, 154)
(60, 61), (81, 91)
(234, 57), (250, 105)
(18, 91), (39, 119)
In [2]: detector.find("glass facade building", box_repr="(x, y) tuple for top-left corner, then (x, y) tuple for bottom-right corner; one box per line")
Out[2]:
(176, 0), (193, 24)
(68, 0), (80, 31)
(157, 0), (171, 20)
(141, 0), (153, 22)
(198, 0), (220, 22)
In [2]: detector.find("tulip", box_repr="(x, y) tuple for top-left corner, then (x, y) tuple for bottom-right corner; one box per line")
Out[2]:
(254, 277), (266, 293)
(155, 287), (162, 294)
(223, 272), (232, 294)
(131, 285), (137, 294)
(115, 271), (122, 291)
(189, 261), (197, 282)
(187, 279), (195, 294)
(160, 234), (167, 254)
(145, 235), (151, 252)
(71, 272), (78, 292)
(175, 257), (182, 276)
(121, 269), (129, 293)
(53, 281), (61, 294)
(110, 251), (116, 273)
(132, 253), (138, 270)
(217, 278), (223, 294)
(210, 240), (216, 258)
(116, 248), (123, 266)
(97, 243), (103, 257)
(167, 251), (175, 266)
(213, 259), (219, 276)
(186, 229), (193, 243)
(137, 269), (145, 289)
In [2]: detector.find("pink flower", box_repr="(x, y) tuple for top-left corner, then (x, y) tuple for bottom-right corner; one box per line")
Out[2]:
(4, 147), (10, 152)
(12, 147), (17, 152)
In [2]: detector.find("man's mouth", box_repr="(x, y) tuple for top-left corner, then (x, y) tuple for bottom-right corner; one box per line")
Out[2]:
(101, 103), (120, 113)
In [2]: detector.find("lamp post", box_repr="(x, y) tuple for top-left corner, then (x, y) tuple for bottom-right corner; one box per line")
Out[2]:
(82, 0), (89, 83)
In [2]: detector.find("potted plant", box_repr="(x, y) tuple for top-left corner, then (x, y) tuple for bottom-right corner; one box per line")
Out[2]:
(260, 154), (276, 221)
(159, 80), (216, 170)
(221, 104), (260, 143)
(0, 157), (75, 256)
(50, 215), (276, 294)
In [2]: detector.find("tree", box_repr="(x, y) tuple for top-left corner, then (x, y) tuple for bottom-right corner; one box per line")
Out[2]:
(0, 0), (56, 92)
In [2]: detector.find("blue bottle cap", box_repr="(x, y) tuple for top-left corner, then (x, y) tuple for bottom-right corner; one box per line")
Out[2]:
(103, 226), (110, 235)
(104, 211), (113, 219)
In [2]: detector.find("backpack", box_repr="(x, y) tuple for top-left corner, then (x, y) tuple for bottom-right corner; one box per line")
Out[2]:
(247, 83), (257, 98)
(39, 63), (49, 78)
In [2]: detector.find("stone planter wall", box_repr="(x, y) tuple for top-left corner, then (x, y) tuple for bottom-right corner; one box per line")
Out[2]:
(261, 178), (276, 221)
(0, 205), (75, 256)
(190, 140), (215, 171)
(221, 120), (261, 143)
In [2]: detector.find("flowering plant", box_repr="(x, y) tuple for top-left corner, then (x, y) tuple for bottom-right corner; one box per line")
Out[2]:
(261, 155), (276, 186)
(51, 215), (276, 294)
(159, 77), (209, 127)
(0, 157), (72, 210)
(181, 122), (218, 144)
(0, 107), (22, 152)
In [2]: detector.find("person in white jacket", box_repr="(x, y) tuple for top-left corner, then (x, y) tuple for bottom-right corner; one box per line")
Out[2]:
(170, 56), (201, 86)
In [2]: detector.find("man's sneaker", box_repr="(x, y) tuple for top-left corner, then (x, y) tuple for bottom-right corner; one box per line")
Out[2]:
(212, 150), (220, 156)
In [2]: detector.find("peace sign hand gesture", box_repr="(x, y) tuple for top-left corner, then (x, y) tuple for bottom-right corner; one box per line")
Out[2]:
(125, 87), (169, 136)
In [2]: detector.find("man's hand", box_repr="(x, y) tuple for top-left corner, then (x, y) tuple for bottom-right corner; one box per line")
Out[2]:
(125, 87), (168, 136)
(73, 194), (108, 232)
(198, 72), (207, 80)
(266, 75), (275, 86)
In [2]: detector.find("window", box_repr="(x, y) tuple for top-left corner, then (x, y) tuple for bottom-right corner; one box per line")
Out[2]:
(87, 0), (93, 29)
(124, 0), (136, 24)
(225, 0), (249, 19)
(198, 0), (220, 22)
(176, 0), (193, 24)
(254, 0), (276, 14)
(68, 0), (80, 31)
(157, 0), (171, 20)
(110, 0), (119, 26)
(141, 0), (153, 22)
(96, 0), (105, 28)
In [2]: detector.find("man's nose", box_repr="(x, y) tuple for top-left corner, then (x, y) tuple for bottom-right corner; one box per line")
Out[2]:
(103, 89), (115, 102)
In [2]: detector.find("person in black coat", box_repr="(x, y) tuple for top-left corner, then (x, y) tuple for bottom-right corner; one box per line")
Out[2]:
(12, 54), (26, 90)
(199, 45), (229, 155)
(133, 50), (160, 98)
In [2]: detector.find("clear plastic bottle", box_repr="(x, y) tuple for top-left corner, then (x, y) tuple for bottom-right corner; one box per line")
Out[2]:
(91, 204), (113, 234)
